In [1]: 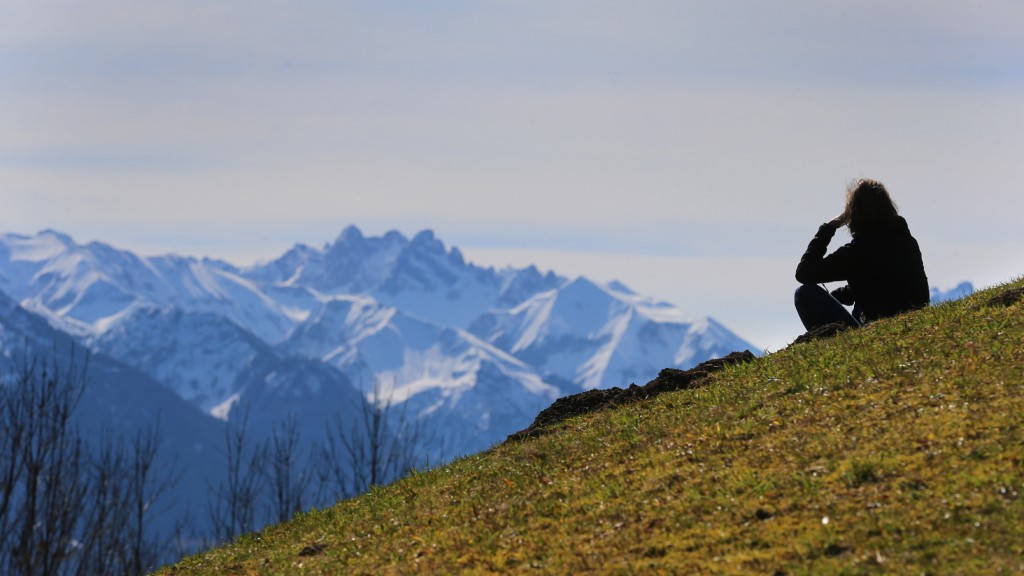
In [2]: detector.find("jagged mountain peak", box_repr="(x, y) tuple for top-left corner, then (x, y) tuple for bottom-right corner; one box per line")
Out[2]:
(410, 229), (442, 252)
(245, 228), (504, 327)
(559, 275), (613, 299)
(34, 228), (76, 246)
(606, 279), (636, 295)
(336, 224), (365, 244)
(2, 229), (78, 262)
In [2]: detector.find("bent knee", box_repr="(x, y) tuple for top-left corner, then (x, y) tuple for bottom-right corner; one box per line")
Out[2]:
(794, 284), (822, 300)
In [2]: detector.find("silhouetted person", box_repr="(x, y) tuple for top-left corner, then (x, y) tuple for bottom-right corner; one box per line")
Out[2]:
(795, 178), (929, 331)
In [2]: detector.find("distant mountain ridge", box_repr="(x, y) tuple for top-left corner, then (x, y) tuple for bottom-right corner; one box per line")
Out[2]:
(931, 281), (974, 304)
(0, 227), (755, 466)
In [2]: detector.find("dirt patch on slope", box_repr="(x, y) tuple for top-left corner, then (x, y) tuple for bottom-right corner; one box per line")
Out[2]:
(986, 287), (1024, 308)
(506, 350), (755, 443)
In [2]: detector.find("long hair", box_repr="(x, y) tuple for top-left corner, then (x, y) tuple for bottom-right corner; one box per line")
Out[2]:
(845, 178), (899, 235)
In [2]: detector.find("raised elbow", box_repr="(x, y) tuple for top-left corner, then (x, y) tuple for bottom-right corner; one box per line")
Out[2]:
(795, 266), (812, 285)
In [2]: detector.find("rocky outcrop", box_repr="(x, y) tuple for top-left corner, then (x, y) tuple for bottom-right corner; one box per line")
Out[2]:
(506, 350), (756, 442)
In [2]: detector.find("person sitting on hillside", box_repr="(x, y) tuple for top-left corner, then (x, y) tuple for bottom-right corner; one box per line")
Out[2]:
(794, 178), (929, 331)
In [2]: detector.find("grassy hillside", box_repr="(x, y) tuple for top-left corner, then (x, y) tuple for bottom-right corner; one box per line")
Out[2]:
(163, 279), (1024, 575)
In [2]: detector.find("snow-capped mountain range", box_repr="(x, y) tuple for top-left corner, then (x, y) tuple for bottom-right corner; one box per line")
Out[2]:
(0, 226), (754, 463)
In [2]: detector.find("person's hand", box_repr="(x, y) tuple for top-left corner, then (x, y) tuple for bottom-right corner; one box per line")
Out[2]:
(829, 210), (850, 228)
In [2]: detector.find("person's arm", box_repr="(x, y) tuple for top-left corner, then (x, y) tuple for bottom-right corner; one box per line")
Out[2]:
(795, 220), (854, 284)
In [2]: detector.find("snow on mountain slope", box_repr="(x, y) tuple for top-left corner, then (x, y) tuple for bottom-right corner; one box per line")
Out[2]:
(91, 306), (270, 413)
(282, 294), (561, 458)
(0, 231), (295, 342)
(142, 255), (295, 342)
(0, 231), (139, 334)
(89, 303), (373, 447)
(469, 276), (755, 391)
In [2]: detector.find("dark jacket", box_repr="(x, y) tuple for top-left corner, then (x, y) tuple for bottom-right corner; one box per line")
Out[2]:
(795, 216), (929, 322)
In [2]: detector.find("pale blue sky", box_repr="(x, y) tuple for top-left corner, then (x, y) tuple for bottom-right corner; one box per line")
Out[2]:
(2, 1), (1023, 350)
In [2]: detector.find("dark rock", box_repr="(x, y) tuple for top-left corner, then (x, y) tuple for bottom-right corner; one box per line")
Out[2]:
(823, 543), (851, 557)
(987, 287), (1024, 308)
(645, 352), (756, 396)
(505, 350), (756, 442)
(298, 544), (326, 557)
(791, 322), (853, 346)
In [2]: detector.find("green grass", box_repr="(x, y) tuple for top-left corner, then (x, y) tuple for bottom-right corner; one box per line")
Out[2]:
(162, 279), (1024, 575)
